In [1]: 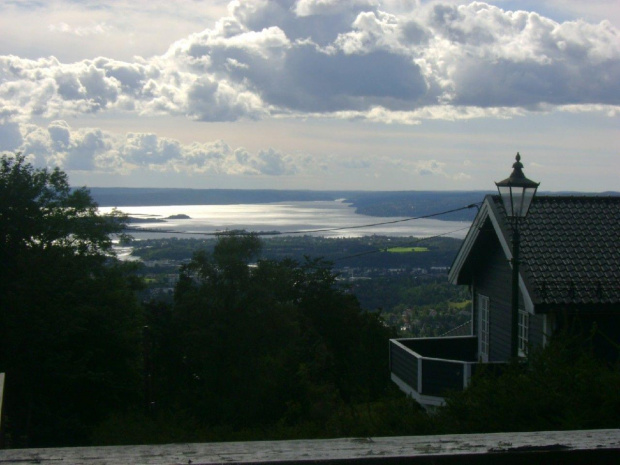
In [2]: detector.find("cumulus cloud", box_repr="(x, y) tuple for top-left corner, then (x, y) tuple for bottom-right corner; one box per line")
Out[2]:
(295, 0), (379, 17)
(0, 0), (618, 125)
(423, 3), (620, 107)
(0, 121), (22, 151)
(16, 121), (114, 171)
(1, 118), (487, 188)
(1, 120), (302, 177)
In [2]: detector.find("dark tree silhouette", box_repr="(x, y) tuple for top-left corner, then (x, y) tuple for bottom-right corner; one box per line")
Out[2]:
(0, 154), (143, 447)
(149, 234), (394, 434)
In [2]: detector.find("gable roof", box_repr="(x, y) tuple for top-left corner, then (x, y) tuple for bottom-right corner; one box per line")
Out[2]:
(449, 195), (620, 313)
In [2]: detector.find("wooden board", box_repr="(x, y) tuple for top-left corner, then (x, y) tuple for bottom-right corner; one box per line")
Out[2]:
(1, 429), (619, 464)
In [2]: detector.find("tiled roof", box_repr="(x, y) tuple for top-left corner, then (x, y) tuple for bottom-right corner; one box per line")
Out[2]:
(493, 195), (620, 307)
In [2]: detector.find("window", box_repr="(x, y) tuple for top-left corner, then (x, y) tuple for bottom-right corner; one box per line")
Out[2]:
(518, 309), (529, 356)
(478, 294), (489, 361)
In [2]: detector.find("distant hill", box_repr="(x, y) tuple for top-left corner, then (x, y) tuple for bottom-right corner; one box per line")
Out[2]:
(87, 187), (618, 222)
(343, 190), (619, 221)
(87, 187), (342, 207)
(344, 191), (489, 221)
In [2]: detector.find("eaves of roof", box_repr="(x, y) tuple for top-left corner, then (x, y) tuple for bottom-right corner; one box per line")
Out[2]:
(448, 195), (535, 313)
(449, 194), (620, 313)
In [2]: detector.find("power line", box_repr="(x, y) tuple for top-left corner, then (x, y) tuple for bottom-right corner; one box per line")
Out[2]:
(281, 204), (478, 235)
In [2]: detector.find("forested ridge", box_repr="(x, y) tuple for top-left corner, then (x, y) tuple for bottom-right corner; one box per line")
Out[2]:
(2, 154), (619, 449)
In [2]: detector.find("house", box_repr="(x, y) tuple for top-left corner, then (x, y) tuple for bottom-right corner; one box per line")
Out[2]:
(389, 194), (620, 407)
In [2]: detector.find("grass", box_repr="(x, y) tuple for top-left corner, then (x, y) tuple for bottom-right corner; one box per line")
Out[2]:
(448, 300), (471, 310)
(386, 247), (429, 253)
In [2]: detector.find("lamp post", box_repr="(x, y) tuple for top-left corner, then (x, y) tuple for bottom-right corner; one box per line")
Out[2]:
(495, 153), (539, 359)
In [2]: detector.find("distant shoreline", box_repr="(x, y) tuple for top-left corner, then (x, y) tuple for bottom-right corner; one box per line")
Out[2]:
(98, 202), (472, 239)
(89, 187), (619, 223)
(88, 187), (491, 222)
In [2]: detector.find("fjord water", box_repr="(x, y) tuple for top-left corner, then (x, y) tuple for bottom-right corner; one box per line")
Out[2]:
(99, 200), (470, 239)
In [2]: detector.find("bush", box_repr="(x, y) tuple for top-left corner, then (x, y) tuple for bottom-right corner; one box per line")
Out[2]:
(435, 333), (620, 433)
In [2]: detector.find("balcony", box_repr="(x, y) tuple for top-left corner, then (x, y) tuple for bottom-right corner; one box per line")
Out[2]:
(390, 335), (485, 407)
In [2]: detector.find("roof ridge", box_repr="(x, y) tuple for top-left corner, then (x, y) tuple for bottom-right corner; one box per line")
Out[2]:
(491, 194), (620, 201)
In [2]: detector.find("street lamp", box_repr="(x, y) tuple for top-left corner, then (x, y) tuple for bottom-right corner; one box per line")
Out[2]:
(495, 153), (539, 359)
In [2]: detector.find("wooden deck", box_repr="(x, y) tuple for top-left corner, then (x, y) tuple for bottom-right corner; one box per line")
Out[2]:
(1, 429), (619, 464)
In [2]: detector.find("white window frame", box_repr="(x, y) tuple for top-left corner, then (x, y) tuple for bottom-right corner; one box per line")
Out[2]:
(518, 309), (529, 357)
(477, 294), (490, 362)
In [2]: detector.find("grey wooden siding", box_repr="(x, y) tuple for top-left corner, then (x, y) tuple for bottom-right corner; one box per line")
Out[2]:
(472, 233), (514, 362)
(390, 338), (480, 399)
(390, 342), (418, 389)
(399, 336), (478, 362)
(422, 360), (464, 396)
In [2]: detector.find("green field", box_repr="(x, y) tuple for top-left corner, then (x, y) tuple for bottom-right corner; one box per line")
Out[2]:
(386, 246), (429, 253)
(448, 300), (471, 310)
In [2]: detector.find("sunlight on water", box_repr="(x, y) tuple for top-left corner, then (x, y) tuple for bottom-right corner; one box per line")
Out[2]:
(99, 201), (470, 239)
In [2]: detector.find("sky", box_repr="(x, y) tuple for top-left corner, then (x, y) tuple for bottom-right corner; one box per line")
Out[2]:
(0, 0), (618, 192)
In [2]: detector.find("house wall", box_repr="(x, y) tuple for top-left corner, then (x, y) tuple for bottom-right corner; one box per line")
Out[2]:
(474, 239), (511, 361)
(471, 232), (544, 361)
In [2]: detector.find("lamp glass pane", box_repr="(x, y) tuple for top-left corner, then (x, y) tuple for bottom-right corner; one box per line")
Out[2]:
(520, 187), (537, 217)
(498, 185), (514, 216)
(511, 186), (525, 217)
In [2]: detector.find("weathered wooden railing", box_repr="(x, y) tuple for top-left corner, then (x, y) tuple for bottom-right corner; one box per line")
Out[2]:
(1, 430), (619, 464)
(390, 336), (496, 406)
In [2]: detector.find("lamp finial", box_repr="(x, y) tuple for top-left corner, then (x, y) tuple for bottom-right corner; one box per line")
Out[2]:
(495, 152), (540, 218)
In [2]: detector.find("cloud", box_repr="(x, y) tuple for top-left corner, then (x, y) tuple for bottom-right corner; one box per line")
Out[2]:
(122, 133), (181, 167)
(185, 76), (266, 121)
(294, 0), (379, 17)
(0, 121), (22, 151)
(413, 159), (447, 176)
(424, 3), (620, 107)
(250, 148), (298, 175)
(338, 157), (373, 169)
(48, 22), (112, 38)
(388, 157), (472, 180)
(0, 0), (618, 125)
(1, 120), (303, 177)
(0, 0), (229, 62)
(16, 121), (114, 171)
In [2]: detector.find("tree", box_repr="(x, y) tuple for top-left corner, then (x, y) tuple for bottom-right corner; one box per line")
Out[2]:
(0, 154), (143, 447)
(148, 234), (394, 437)
(0, 154), (123, 258)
